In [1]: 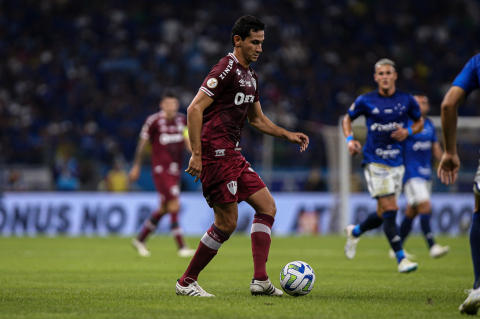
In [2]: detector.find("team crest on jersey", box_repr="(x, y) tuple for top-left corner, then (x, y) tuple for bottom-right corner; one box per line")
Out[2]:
(251, 78), (256, 90)
(236, 69), (242, 75)
(227, 181), (237, 195)
(207, 78), (218, 89)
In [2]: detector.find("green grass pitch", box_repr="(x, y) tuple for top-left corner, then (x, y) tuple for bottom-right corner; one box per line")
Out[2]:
(0, 235), (473, 318)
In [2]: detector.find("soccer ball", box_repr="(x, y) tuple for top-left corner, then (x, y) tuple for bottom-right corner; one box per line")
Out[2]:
(279, 261), (315, 296)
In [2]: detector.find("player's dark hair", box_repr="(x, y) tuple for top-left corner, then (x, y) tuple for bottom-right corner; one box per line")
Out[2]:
(161, 88), (178, 101)
(231, 15), (265, 46)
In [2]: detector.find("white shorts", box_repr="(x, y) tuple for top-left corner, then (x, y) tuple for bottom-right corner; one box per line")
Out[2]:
(404, 177), (432, 206)
(474, 160), (480, 195)
(364, 163), (404, 198)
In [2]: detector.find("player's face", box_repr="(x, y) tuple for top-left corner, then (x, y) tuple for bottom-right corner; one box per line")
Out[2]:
(414, 95), (430, 116)
(239, 30), (264, 64)
(374, 65), (397, 91)
(160, 97), (179, 118)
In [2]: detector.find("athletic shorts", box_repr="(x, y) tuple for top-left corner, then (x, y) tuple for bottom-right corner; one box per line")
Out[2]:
(404, 177), (432, 206)
(474, 160), (480, 195)
(152, 170), (180, 203)
(364, 163), (404, 199)
(201, 157), (266, 208)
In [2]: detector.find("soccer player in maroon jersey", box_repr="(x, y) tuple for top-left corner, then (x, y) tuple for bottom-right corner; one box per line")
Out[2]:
(130, 90), (196, 258)
(175, 16), (309, 297)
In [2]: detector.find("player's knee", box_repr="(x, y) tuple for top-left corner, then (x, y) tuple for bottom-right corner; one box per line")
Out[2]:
(223, 219), (237, 235)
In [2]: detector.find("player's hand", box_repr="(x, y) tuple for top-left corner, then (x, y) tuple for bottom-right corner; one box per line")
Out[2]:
(287, 132), (309, 152)
(128, 165), (140, 182)
(347, 140), (362, 155)
(390, 126), (409, 142)
(185, 154), (202, 182)
(437, 152), (460, 185)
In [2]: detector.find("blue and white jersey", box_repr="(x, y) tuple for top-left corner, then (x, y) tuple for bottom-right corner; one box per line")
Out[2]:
(403, 117), (437, 181)
(348, 90), (421, 167)
(453, 53), (480, 95)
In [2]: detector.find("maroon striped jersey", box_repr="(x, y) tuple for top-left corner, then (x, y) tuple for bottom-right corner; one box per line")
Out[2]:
(199, 53), (259, 164)
(140, 111), (186, 176)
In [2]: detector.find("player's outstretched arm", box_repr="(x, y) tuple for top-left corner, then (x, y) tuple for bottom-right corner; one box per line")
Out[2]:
(247, 101), (309, 152)
(129, 138), (148, 182)
(342, 114), (362, 155)
(185, 91), (213, 182)
(437, 86), (465, 185)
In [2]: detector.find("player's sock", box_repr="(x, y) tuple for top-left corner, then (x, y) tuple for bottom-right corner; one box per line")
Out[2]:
(179, 223), (229, 286)
(137, 210), (163, 242)
(251, 213), (275, 281)
(352, 212), (383, 237)
(471, 212), (480, 289)
(399, 216), (414, 244)
(170, 212), (185, 249)
(420, 214), (435, 249)
(383, 210), (404, 263)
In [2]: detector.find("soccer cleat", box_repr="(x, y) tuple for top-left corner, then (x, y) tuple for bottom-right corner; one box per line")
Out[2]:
(178, 247), (196, 258)
(250, 278), (283, 296)
(397, 258), (418, 273)
(344, 224), (360, 260)
(460, 288), (480, 315)
(175, 279), (215, 297)
(389, 249), (416, 260)
(429, 244), (450, 259)
(131, 238), (151, 257)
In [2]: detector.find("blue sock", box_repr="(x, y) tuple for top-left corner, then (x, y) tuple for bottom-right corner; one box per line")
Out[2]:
(395, 250), (405, 264)
(420, 214), (435, 249)
(399, 216), (414, 244)
(352, 212), (383, 237)
(471, 212), (480, 289)
(383, 210), (404, 263)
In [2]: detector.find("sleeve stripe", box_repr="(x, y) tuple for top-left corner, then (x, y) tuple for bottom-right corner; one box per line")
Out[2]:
(200, 87), (214, 97)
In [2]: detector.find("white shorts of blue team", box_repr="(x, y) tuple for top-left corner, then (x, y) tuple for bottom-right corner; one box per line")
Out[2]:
(474, 160), (480, 195)
(404, 177), (432, 206)
(364, 163), (404, 199)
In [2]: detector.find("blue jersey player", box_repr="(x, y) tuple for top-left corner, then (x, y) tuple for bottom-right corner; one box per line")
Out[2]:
(342, 59), (424, 273)
(438, 53), (480, 315)
(393, 94), (449, 259)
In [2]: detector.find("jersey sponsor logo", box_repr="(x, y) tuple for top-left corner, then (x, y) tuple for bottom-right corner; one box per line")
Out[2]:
(215, 149), (225, 156)
(159, 133), (183, 145)
(370, 122), (403, 132)
(412, 140), (432, 151)
(372, 108), (380, 114)
(234, 92), (255, 105)
(207, 78), (218, 89)
(418, 166), (432, 176)
(227, 181), (237, 195)
(375, 148), (401, 159)
(219, 59), (234, 80)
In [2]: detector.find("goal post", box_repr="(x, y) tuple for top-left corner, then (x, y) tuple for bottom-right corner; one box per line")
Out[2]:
(337, 115), (480, 232)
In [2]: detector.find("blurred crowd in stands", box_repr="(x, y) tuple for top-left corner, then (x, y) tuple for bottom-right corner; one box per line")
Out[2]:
(1, 0), (480, 191)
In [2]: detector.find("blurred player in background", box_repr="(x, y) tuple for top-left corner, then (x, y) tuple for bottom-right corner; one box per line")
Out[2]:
(389, 94), (449, 259)
(130, 90), (196, 258)
(342, 59), (423, 273)
(175, 15), (309, 297)
(438, 53), (480, 315)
